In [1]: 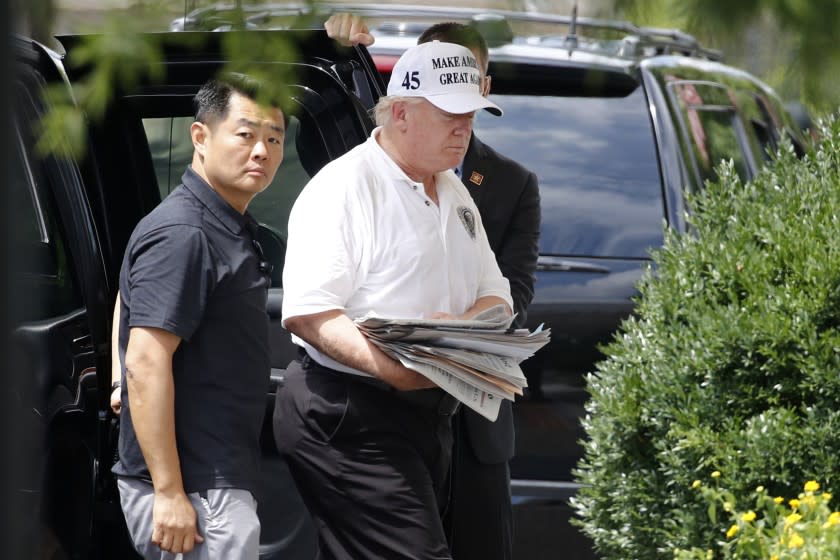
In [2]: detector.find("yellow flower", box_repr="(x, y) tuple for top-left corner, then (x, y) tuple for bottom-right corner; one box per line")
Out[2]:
(741, 511), (756, 522)
(692, 480), (702, 489)
(756, 486), (765, 493)
(774, 496), (784, 504)
(787, 533), (804, 549)
(789, 498), (801, 509)
(785, 512), (802, 526)
(823, 492), (833, 502)
(824, 511), (840, 528)
(723, 501), (733, 512)
(726, 524), (739, 539)
(804, 480), (820, 493)
(770, 556), (778, 560)
(711, 471), (721, 479)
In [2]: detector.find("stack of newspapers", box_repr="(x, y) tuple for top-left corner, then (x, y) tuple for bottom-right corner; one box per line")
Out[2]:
(354, 305), (550, 421)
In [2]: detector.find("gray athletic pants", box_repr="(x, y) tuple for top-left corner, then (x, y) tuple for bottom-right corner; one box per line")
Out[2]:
(117, 477), (260, 560)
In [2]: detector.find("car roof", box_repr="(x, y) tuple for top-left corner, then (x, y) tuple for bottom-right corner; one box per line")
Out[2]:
(167, 4), (790, 104)
(366, 32), (640, 73)
(171, 2), (724, 65)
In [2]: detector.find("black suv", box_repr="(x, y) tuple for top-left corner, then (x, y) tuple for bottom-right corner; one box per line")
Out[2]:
(360, 7), (808, 559)
(12, 4), (808, 559)
(363, 6), (809, 557)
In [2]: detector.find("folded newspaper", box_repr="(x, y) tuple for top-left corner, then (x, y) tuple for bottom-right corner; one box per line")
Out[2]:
(354, 305), (550, 421)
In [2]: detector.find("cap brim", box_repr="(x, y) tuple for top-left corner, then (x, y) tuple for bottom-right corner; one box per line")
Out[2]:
(425, 93), (503, 117)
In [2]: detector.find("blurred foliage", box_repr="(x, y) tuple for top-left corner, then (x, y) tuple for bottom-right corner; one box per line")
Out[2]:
(572, 114), (840, 558)
(603, 0), (840, 113)
(27, 0), (309, 159)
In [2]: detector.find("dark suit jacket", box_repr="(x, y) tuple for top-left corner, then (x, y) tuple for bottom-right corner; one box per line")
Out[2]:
(460, 134), (540, 464)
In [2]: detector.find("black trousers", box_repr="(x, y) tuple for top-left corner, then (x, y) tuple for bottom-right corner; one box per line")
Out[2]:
(273, 357), (458, 560)
(443, 411), (513, 560)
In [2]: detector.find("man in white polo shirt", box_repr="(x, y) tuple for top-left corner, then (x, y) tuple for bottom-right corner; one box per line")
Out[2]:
(273, 41), (513, 559)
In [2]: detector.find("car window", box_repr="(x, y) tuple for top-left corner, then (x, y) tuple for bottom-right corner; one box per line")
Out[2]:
(474, 87), (665, 259)
(668, 81), (754, 187)
(107, 63), (370, 290)
(144, 116), (194, 198)
(733, 91), (778, 162)
(12, 80), (83, 320)
(12, 126), (47, 245)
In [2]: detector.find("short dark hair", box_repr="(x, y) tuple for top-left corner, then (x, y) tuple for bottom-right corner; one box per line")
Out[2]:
(193, 73), (264, 126)
(417, 22), (489, 68)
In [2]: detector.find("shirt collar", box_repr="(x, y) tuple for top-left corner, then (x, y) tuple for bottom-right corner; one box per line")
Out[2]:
(181, 167), (255, 235)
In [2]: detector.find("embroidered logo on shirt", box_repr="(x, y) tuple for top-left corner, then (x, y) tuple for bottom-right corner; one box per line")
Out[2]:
(469, 171), (484, 186)
(457, 206), (477, 240)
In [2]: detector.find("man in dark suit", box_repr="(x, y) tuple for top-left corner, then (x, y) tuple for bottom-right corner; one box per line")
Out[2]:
(430, 27), (540, 560)
(447, 133), (540, 560)
(325, 16), (541, 560)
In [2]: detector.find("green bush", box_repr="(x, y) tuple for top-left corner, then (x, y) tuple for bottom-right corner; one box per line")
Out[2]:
(572, 115), (840, 559)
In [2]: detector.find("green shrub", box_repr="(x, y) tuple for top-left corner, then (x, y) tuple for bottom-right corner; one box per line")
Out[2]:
(572, 115), (840, 559)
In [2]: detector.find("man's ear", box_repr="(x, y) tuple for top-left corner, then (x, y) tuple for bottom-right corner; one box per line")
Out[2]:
(392, 101), (410, 131)
(190, 121), (208, 155)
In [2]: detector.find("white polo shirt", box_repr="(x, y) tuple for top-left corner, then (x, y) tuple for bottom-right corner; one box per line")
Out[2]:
(282, 127), (512, 375)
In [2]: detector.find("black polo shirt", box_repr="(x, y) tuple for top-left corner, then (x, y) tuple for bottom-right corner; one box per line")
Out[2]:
(113, 167), (270, 495)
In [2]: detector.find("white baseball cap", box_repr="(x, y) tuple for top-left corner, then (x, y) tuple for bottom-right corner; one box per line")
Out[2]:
(387, 41), (503, 117)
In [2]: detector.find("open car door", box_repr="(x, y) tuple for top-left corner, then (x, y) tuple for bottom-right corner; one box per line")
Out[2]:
(10, 35), (113, 559)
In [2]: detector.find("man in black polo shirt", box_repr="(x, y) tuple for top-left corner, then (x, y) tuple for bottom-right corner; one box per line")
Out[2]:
(112, 75), (285, 559)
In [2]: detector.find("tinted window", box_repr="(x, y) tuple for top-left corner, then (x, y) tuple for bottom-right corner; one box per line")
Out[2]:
(474, 87), (664, 259)
(692, 108), (750, 183)
(669, 81), (753, 186)
(12, 127), (47, 245)
(733, 91), (777, 162)
(144, 116), (194, 198)
(12, 83), (83, 319)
